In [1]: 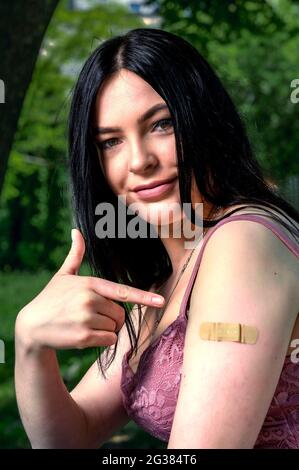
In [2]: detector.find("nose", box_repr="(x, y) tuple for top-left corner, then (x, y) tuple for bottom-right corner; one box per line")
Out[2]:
(128, 138), (157, 173)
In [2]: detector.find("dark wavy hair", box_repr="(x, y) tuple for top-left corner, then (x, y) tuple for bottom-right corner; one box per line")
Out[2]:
(68, 27), (299, 378)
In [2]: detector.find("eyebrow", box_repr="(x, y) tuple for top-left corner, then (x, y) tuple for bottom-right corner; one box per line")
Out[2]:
(93, 103), (169, 135)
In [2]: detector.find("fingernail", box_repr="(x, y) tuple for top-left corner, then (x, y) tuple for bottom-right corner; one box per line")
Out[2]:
(152, 296), (165, 306)
(71, 228), (75, 241)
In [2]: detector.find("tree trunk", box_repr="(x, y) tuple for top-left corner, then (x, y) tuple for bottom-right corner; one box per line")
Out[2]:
(0, 0), (60, 198)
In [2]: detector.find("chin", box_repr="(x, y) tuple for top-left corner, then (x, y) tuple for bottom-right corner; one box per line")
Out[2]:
(132, 198), (185, 228)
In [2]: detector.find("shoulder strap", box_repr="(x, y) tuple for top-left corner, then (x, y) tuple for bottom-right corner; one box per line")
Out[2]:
(179, 213), (299, 318)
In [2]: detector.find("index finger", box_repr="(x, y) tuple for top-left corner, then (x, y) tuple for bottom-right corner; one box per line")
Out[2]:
(88, 277), (165, 308)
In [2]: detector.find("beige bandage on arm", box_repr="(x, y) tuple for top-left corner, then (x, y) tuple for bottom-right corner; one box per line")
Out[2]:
(199, 322), (258, 344)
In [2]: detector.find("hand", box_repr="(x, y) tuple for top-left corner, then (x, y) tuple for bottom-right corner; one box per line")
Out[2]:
(15, 229), (165, 352)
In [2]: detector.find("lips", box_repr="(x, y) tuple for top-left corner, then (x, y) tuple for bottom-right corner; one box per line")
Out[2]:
(133, 176), (177, 192)
(133, 176), (178, 201)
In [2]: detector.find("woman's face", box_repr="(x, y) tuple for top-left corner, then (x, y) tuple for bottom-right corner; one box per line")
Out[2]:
(93, 69), (202, 227)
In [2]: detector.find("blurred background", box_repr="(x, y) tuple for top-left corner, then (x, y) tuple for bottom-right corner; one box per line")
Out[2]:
(0, 0), (298, 449)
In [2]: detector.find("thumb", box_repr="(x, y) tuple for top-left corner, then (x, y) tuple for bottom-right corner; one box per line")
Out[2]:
(57, 228), (85, 275)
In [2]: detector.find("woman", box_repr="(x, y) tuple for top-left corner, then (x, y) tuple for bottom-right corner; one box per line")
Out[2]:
(15, 28), (299, 449)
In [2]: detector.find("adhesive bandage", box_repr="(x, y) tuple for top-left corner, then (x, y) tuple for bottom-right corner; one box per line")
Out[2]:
(199, 322), (258, 344)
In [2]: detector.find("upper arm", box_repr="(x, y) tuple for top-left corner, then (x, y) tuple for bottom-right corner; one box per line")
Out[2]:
(70, 308), (136, 448)
(168, 220), (297, 449)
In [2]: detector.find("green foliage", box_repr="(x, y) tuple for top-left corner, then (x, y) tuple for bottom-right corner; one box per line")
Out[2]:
(208, 30), (299, 182)
(146, 0), (299, 48)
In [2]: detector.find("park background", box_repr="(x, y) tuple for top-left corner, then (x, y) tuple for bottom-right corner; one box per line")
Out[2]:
(0, 0), (299, 448)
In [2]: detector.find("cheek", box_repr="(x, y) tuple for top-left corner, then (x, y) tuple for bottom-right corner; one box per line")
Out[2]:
(103, 158), (126, 194)
(161, 136), (177, 164)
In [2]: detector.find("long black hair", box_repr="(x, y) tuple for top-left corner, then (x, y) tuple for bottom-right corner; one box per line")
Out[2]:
(68, 28), (299, 378)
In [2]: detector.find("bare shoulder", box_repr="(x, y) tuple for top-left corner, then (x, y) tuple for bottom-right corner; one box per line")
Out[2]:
(196, 207), (299, 319)
(219, 204), (299, 287)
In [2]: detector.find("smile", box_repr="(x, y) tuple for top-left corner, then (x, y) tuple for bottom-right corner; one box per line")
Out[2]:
(134, 176), (177, 201)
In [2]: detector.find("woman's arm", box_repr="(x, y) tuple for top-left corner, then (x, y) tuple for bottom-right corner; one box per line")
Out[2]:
(15, 327), (91, 449)
(168, 220), (299, 448)
(15, 311), (132, 449)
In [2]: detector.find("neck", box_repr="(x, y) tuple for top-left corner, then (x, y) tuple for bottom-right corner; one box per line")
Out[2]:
(157, 202), (220, 274)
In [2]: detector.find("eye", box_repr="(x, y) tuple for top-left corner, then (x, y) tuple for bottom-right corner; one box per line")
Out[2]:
(96, 138), (120, 151)
(96, 118), (173, 152)
(152, 118), (173, 132)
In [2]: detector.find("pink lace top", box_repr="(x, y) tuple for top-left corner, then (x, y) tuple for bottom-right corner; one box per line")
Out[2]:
(120, 214), (299, 448)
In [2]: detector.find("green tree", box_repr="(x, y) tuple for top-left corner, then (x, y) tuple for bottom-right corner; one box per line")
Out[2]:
(0, 0), (60, 197)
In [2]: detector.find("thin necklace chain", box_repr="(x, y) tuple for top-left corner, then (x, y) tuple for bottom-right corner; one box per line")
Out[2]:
(135, 207), (223, 335)
(153, 206), (226, 332)
(153, 245), (197, 332)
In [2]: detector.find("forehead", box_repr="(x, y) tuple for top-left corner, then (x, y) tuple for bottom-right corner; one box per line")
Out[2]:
(94, 69), (165, 121)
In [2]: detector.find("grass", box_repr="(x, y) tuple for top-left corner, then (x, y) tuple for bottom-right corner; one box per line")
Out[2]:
(0, 269), (166, 449)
